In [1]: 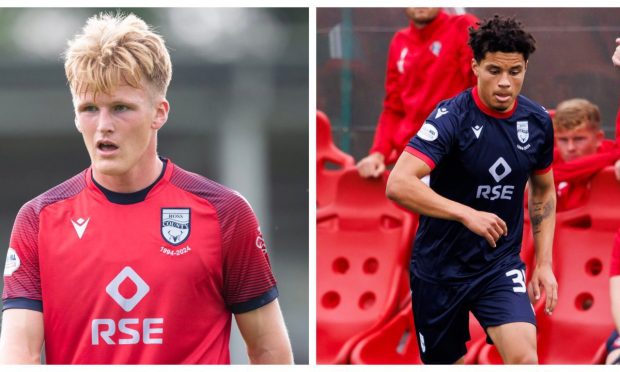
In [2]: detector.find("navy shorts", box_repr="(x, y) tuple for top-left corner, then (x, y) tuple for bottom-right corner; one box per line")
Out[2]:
(606, 330), (620, 353)
(410, 262), (536, 364)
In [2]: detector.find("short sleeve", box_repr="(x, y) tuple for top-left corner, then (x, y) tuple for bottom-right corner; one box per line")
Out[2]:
(2, 202), (43, 312)
(405, 103), (458, 170)
(221, 194), (277, 314)
(533, 113), (554, 174)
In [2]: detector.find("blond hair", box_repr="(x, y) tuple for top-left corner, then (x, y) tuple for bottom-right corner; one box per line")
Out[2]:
(553, 98), (601, 132)
(64, 12), (172, 98)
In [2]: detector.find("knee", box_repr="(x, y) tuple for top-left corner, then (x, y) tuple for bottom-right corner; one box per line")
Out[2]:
(506, 351), (538, 365)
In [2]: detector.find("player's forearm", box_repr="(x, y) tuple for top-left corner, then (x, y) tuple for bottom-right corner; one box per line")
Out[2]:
(0, 345), (41, 364)
(528, 182), (556, 266)
(386, 173), (470, 223)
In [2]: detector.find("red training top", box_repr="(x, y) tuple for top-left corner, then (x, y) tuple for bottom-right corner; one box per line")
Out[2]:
(370, 10), (478, 161)
(553, 140), (619, 211)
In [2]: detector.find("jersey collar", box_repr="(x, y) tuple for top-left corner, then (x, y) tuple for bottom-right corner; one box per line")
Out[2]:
(87, 157), (174, 205)
(471, 86), (518, 119)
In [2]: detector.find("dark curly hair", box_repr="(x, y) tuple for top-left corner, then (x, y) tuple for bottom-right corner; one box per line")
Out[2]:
(468, 15), (536, 63)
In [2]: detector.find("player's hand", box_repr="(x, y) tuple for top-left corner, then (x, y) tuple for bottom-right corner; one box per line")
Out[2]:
(528, 264), (558, 315)
(613, 38), (620, 67)
(460, 209), (508, 248)
(356, 152), (386, 178)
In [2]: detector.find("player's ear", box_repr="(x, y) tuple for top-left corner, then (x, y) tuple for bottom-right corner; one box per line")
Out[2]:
(152, 98), (169, 130)
(471, 58), (479, 77)
(74, 117), (82, 133)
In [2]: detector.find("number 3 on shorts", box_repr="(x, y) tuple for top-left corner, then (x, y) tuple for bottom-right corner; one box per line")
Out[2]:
(505, 269), (527, 293)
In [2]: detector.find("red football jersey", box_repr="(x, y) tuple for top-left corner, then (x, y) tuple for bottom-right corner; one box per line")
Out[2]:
(2, 159), (277, 364)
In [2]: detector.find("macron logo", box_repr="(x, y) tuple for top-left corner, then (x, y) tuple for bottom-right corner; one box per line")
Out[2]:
(472, 124), (484, 139)
(71, 217), (90, 239)
(435, 108), (448, 119)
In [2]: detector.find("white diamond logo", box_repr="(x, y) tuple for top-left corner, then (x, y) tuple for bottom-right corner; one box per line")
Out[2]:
(106, 266), (150, 312)
(489, 157), (512, 183)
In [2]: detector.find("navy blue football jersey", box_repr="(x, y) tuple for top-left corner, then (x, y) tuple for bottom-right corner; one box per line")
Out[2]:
(406, 87), (553, 282)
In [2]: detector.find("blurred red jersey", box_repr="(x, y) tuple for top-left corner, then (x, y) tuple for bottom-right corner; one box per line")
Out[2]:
(2, 159), (277, 364)
(370, 10), (478, 160)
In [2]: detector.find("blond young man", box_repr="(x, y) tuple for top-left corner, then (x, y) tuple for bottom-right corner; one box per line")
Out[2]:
(552, 99), (619, 211)
(554, 98), (606, 163)
(0, 13), (293, 364)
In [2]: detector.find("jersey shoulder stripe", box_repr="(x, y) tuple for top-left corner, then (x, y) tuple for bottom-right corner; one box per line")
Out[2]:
(169, 165), (277, 310)
(2, 171), (87, 305)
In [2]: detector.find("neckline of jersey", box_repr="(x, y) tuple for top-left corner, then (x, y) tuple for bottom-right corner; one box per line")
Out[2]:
(471, 86), (518, 119)
(88, 157), (173, 205)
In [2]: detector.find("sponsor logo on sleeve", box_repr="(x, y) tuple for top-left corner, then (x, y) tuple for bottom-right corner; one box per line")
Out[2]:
(4, 247), (20, 276)
(416, 122), (439, 142)
(256, 227), (267, 253)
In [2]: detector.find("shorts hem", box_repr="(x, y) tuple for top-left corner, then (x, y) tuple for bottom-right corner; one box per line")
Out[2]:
(420, 350), (467, 365)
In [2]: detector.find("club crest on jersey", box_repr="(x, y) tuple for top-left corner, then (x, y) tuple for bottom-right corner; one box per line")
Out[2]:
(429, 41), (442, 57)
(517, 121), (529, 144)
(161, 208), (191, 246)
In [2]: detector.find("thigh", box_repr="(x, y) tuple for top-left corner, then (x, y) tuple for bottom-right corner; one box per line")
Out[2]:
(486, 321), (536, 363)
(471, 264), (537, 363)
(471, 263), (536, 333)
(410, 274), (470, 364)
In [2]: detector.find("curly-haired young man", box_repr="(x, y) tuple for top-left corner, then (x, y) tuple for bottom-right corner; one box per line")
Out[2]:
(0, 13), (293, 364)
(387, 15), (557, 364)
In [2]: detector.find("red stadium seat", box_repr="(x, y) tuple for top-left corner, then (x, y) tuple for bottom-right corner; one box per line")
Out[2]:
(592, 341), (608, 364)
(317, 169), (414, 364)
(350, 293), (487, 365)
(478, 166), (620, 364)
(349, 297), (421, 364)
(316, 110), (355, 208)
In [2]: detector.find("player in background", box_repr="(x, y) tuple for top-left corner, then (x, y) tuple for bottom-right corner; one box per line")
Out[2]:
(605, 36), (620, 366)
(0, 13), (293, 364)
(552, 98), (619, 211)
(387, 15), (557, 364)
(357, 8), (477, 178)
(613, 37), (620, 181)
